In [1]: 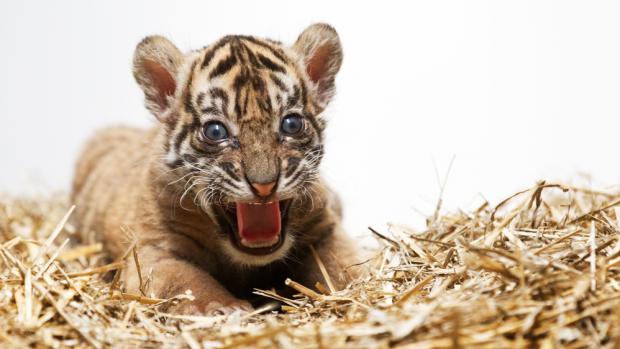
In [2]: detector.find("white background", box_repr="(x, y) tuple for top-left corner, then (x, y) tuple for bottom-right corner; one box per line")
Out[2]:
(1, 1), (619, 236)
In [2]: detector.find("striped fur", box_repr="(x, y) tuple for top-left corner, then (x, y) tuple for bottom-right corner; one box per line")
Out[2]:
(160, 33), (332, 206)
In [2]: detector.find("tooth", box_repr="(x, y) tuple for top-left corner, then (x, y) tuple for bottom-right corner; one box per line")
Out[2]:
(240, 237), (279, 248)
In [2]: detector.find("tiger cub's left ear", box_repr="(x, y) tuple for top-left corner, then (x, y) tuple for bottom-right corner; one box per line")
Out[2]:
(293, 23), (343, 107)
(133, 35), (183, 123)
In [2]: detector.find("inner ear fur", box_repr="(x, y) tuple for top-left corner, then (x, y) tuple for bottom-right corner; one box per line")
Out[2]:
(293, 23), (343, 106)
(133, 35), (183, 121)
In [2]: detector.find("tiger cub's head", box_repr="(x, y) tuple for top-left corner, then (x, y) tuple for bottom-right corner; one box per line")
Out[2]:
(133, 24), (342, 265)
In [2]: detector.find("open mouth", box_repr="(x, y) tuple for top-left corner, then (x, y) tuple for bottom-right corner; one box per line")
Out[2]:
(213, 199), (293, 255)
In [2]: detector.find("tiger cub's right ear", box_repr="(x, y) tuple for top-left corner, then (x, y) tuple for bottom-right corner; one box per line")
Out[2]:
(133, 35), (183, 123)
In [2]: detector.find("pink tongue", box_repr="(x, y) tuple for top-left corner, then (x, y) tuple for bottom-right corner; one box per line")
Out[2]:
(236, 201), (281, 243)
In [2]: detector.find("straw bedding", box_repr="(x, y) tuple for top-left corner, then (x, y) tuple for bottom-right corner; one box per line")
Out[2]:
(1, 181), (620, 348)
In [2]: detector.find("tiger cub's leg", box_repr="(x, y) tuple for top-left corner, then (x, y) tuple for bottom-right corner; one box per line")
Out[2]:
(124, 243), (252, 315)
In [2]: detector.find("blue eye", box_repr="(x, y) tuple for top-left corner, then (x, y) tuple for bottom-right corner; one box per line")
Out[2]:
(203, 122), (229, 142)
(281, 114), (304, 135)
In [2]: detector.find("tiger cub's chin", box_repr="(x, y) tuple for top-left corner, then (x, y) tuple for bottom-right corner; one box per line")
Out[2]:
(219, 234), (297, 267)
(71, 23), (365, 315)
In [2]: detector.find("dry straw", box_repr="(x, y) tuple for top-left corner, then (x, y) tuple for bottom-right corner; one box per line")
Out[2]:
(1, 181), (620, 348)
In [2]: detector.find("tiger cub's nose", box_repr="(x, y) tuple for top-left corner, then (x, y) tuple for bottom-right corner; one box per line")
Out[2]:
(252, 182), (276, 197)
(251, 182), (276, 198)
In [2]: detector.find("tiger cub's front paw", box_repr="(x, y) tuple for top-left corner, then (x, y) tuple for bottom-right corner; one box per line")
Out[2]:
(174, 298), (253, 316)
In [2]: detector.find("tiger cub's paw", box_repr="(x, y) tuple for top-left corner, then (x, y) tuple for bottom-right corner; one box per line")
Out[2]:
(174, 298), (253, 316)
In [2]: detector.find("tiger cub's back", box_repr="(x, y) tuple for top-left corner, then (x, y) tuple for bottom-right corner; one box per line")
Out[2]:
(71, 126), (156, 250)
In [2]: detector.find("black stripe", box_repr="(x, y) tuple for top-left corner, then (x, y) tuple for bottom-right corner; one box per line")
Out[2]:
(287, 165), (305, 186)
(209, 54), (238, 79)
(298, 80), (323, 139)
(275, 94), (283, 114)
(189, 139), (221, 156)
(174, 124), (190, 152)
(285, 157), (301, 178)
(257, 53), (285, 73)
(220, 162), (241, 182)
(294, 135), (315, 151)
(242, 43), (261, 68)
(184, 90), (199, 120)
(210, 88), (229, 104)
(196, 92), (205, 109)
(305, 113), (322, 137)
(250, 74), (266, 94)
(201, 37), (233, 69)
(201, 106), (221, 115)
(233, 69), (249, 117)
(210, 87), (229, 116)
(287, 86), (300, 109)
(300, 80), (308, 109)
(270, 73), (288, 92)
(262, 96), (272, 113)
(182, 62), (204, 137)
(184, 62), (200, 125)
(221, 177), (240, 190)
(240, 36), (288, 64)
(241, 88), (249, 115)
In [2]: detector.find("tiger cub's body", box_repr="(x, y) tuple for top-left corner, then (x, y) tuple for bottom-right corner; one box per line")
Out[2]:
(71, 24), (362, 314)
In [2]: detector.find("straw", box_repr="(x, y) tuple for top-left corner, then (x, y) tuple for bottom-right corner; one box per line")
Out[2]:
(1, 182), (620, 348)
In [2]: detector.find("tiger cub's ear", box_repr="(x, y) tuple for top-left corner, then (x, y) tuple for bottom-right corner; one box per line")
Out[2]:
(133, 35), (183, 123)
(293, 23), (343, 107)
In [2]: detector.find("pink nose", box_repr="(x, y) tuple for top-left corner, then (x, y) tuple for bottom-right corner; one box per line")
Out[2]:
(251, 182), (276, 197)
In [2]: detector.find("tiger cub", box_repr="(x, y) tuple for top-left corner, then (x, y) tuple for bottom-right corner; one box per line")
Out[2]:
(71, 23), (363, 314)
